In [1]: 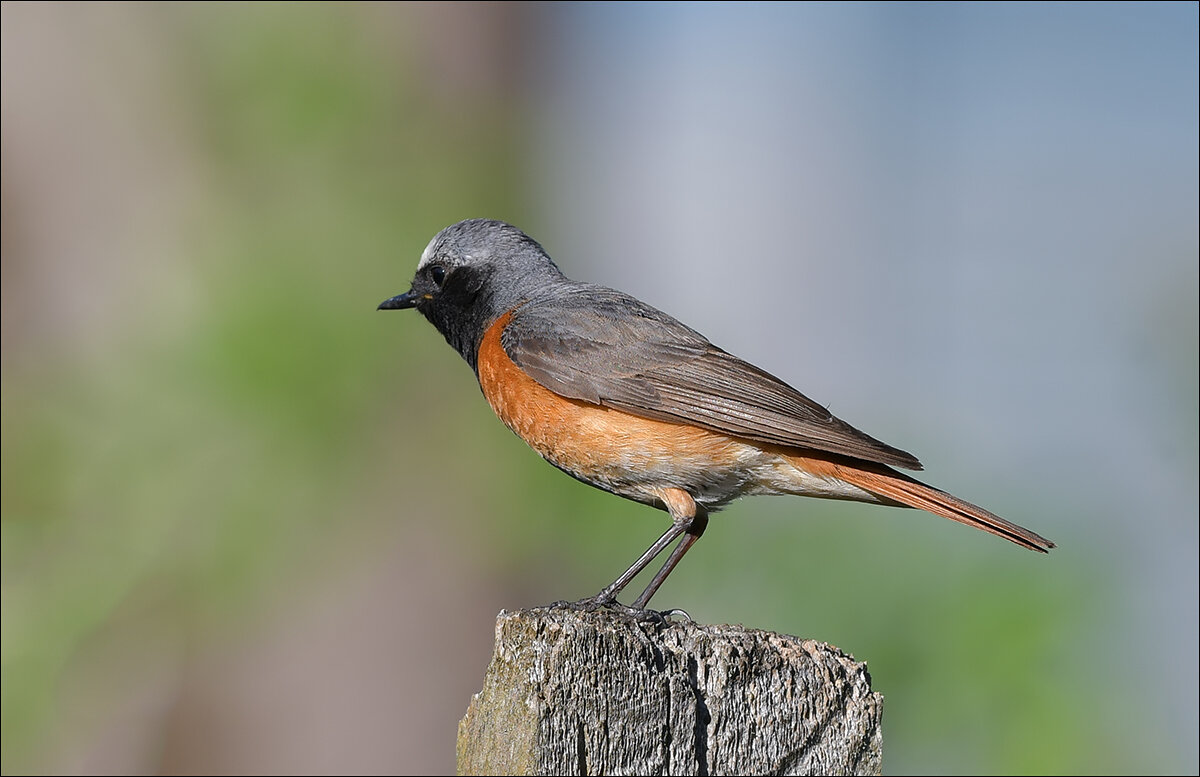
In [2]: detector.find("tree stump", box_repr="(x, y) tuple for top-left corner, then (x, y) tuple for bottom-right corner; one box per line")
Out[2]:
(457, 607), (882, 776)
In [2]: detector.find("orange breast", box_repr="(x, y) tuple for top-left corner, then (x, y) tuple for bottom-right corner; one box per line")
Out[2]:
(475, 311), (755, 507)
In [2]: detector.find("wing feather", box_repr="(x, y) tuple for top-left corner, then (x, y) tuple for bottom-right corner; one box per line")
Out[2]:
(501, 285), (922, 470)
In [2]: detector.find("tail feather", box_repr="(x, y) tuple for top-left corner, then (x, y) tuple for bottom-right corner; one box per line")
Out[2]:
(791, 455), (1056, 552)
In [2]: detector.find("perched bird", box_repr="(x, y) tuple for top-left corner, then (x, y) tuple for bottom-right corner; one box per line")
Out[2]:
(379, 219), (1053, 612)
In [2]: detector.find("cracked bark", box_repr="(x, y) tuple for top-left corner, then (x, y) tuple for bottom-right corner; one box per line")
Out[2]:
(456, 608), (882, 776)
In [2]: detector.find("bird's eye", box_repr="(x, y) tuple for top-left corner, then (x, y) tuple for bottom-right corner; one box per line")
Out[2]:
(429, 265), (446, 286)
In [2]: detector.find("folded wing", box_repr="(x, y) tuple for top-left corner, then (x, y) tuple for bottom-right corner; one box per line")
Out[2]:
(501, 285), (923, 471)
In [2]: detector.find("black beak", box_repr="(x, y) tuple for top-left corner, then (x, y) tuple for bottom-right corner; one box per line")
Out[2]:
(378, 290), (423, 310)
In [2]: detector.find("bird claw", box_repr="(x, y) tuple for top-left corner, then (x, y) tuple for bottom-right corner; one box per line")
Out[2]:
(547, 596), (691, 625)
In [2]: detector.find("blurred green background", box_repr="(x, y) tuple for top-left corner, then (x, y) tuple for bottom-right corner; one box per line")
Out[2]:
(2, 3), (1196, 775)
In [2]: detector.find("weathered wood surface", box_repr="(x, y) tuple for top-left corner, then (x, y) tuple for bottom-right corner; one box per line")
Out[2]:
(457, 607), (882, 776)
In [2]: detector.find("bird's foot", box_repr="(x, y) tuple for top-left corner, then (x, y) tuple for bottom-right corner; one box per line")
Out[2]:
(547, 596), (692, 624)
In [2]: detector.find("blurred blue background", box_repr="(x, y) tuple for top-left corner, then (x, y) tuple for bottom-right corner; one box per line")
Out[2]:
(2, 2), (1196, 774)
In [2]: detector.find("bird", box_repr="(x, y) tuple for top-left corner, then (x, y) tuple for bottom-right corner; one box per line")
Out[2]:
(379, 218), (1054, 612)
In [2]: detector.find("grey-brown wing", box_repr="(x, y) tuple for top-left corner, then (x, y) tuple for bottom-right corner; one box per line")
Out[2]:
(501, 285), (923, 470)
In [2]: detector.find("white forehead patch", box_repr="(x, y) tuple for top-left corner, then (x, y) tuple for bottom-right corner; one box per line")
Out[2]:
(416, 234), (440, 270)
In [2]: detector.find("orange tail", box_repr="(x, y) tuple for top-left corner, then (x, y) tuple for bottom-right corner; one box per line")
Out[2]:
(794, 455), (1056, 552)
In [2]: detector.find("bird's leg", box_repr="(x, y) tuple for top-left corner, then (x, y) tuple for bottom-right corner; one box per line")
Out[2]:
(571, 521), (687, 611)
(571, 488), (705, 613)
(631, 505), (707, 610)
